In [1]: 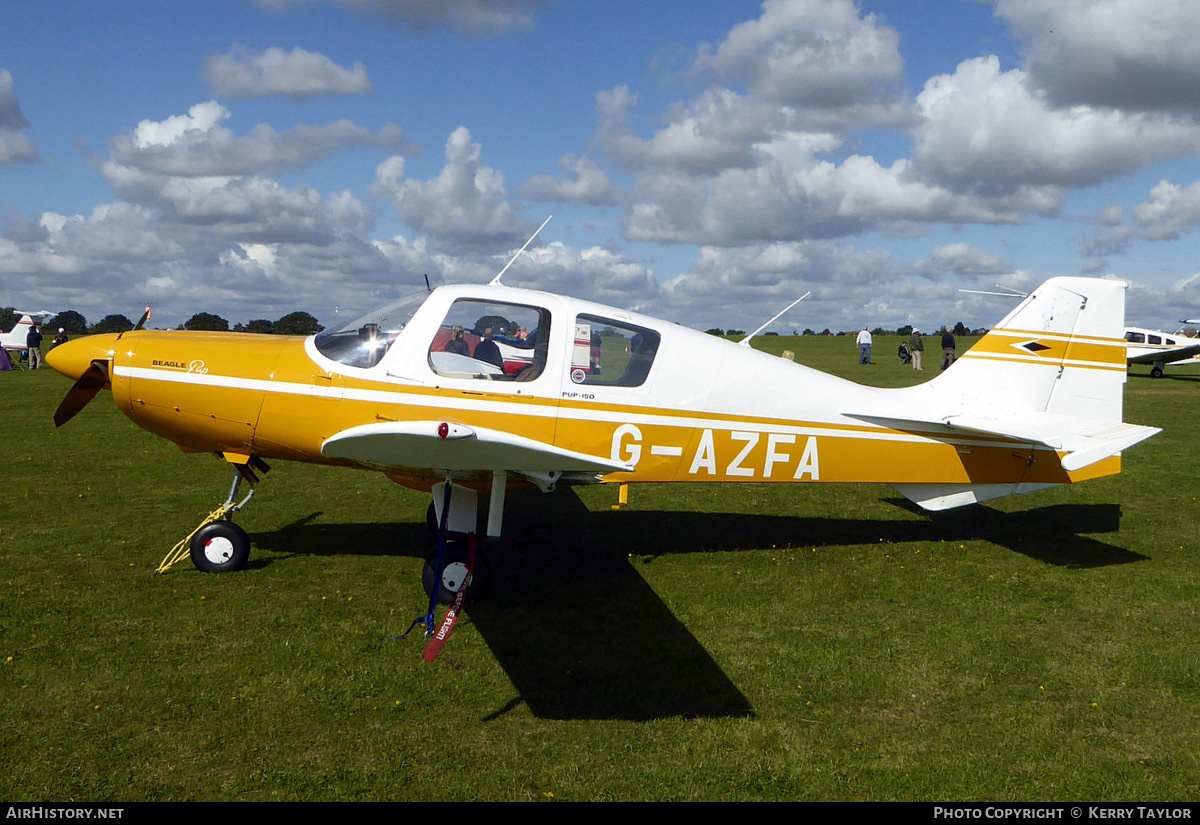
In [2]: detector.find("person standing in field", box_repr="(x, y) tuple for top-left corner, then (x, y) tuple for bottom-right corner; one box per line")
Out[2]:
(941, 328), (956, 370)
(910, 327), (924, 370)
(26, 324), (43, 370)
(856, 326), (873, 364)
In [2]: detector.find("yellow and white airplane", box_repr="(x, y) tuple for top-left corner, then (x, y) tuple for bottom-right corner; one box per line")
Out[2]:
(47, 275), (1158, 603)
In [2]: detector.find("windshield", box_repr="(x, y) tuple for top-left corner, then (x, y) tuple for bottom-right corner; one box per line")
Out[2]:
(313, 290), (431, 368)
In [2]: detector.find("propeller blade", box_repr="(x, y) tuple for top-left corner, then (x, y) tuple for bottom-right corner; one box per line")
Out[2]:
(53, 360), (109, 427)
(133, 307), (151, 331)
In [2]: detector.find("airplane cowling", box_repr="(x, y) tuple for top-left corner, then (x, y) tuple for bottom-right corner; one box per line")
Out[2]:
(119, 331), (288, 455)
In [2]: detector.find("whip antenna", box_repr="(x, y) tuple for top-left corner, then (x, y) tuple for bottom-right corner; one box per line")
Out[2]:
(490, 215), (552, 286)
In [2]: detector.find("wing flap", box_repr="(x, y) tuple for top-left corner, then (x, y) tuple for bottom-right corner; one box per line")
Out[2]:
(321, 420), (633, 475)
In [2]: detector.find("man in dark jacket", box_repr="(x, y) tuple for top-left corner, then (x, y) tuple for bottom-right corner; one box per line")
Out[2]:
(941, 329), (956, 371)
(26, 324), (43, 370)
(909, 327), (924, 370)
(473, 327), (503, 369)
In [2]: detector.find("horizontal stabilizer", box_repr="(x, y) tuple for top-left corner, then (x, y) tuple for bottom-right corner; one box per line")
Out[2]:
(1056, 423), (1162, 472)
(941, 414), (1160, 472)
(852, 412), (1159, 473)
(322, 420), (633, 475)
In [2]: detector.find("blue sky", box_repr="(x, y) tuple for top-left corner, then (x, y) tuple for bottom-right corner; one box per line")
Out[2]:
(4, 0), (1200, 333)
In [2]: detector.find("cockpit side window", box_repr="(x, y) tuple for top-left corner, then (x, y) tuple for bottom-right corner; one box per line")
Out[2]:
(427, 299), (550, 382)
(1125, 331), (1145, 344)
(314, 291), (431, 369)
(569, 314), (660, 388)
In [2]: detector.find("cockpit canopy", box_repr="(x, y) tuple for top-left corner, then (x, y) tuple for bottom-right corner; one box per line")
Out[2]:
(313, 285), (664, 387)
(313, 291), (431, 369)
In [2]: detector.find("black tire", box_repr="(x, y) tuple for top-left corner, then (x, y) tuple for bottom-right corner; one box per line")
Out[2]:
(1151, 366), (1164, 379)
(422, 541), (490, 604)
(189, 521), (251, 573)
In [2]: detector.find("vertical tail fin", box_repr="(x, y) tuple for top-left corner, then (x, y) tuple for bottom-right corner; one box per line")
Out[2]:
(934, 276), (1129, 423)
(889, 277), (1157, 510)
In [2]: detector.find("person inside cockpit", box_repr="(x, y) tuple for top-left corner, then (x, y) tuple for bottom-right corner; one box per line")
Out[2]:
(444, 325), (470, 356)
(473, 327), (503, 368)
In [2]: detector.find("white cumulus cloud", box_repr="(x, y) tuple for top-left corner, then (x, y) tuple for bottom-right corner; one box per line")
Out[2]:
(372, 126), (531, 254)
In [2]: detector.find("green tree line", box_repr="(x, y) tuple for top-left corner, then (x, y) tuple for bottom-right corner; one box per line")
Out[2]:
(0, 307), (324, 336)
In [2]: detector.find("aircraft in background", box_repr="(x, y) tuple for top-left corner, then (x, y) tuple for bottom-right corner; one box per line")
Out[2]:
(1, 311), (53, 353)
(46, 276), (1157, 613)
(1124, 326), (1200, 378)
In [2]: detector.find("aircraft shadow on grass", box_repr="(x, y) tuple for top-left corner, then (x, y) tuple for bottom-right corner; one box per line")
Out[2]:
(251, 491), (754, 721)
(248, 486), (1141, 722)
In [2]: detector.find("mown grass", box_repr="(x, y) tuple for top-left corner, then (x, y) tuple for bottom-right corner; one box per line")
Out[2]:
(1, 336), (1197, 801)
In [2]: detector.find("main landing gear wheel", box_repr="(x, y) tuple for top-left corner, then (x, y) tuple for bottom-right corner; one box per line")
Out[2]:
(422, 542), (491, 605)
(1151, 366), (1164, 378)
(190, 521), (251, 573)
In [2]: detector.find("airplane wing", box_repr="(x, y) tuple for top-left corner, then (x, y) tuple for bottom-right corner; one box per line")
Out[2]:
(1126, 342), (1200, 365)
(321, 420), (634, 475)
(851, 412), (1160, 473)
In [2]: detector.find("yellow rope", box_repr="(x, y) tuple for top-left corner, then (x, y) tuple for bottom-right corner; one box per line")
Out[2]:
(156, 503), (237, 574)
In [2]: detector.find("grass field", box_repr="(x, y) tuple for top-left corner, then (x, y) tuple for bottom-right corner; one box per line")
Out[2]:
(2, 335), (1198, 801)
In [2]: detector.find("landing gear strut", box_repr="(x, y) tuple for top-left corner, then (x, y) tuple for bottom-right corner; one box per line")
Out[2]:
(172, 456), (269, 574)
(419, 470), (506, 604)
(404, 473), (508, 658)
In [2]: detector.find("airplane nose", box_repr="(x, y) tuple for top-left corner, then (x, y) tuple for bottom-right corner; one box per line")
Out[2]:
(45, 334), (121, 381)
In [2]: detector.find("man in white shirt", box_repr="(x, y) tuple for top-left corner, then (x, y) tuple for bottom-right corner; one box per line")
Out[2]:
(856, 326), (872, 364)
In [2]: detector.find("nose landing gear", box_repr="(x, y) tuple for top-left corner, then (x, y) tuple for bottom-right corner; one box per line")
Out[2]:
(158, 455), (270, 574)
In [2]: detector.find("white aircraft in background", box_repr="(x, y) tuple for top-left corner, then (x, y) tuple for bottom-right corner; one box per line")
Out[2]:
(1, 311), (53, 353)
(1124, 326), (1200, 378)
